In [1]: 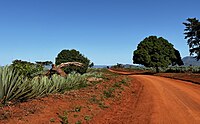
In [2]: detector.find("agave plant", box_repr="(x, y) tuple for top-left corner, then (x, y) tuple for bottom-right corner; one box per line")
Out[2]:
(22, 74), (67, 99)
(50, 74), (66, 93)
(0, 66), (31, 104)
(83, 71), (103, 78)
(0, 66), (104, 105)
(64, 72), (88, 90)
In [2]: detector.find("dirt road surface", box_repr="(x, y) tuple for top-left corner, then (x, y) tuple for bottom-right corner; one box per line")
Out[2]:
(132, 75), (200, 124)
(108, 70), (200, 124)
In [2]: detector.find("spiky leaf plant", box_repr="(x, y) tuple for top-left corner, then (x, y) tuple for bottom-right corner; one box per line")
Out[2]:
(64, 72), (87, 90)
(51, 74), (67, 93)
(0, 66), (31, 104)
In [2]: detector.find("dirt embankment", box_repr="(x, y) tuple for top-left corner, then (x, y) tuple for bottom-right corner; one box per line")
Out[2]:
(155, 73), (200, 84)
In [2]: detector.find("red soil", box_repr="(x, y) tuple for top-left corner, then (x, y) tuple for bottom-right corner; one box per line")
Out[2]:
(0, 73), (142, 124)
(1, 70), (200, 124)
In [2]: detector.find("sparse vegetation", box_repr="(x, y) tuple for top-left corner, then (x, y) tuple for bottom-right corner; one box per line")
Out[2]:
(57, 111), (69, 124)
(74, 106), (82, 112)
(49, 118), (55, 122)
(103, 78), (128, 98)
(75, 120), (82, 124)
(98, 101), (109, 109)
(103, 87), (115, 98)
(84, 115), (92, 121)
(74, 114), (79, 118)
(89, 95), (100, 104)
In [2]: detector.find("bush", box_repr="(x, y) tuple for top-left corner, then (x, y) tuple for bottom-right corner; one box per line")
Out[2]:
(11, 60), (44, 78)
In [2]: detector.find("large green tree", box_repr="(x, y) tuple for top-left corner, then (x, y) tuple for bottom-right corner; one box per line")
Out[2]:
(133, 36), (182, 72)
(55, 49), (90, 74)
(183, 18), (200, 60)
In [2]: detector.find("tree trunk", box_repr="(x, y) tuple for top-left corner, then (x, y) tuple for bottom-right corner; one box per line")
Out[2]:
(46, 62), (83, 77)
(156, 66), (159, 73)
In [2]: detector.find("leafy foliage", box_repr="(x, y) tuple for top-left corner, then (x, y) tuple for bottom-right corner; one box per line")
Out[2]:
(55, 49), (90, 74)
(171, 49), (184, 66)
(35, 61), (53, 66)
(89, 62), (94, 68)
(11, 60), (44, 78)
(133, 36), (181, 72)
(183, 18), (200, 60)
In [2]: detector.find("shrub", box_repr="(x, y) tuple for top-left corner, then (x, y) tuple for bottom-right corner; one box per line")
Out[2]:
(11, 60), (44, 78)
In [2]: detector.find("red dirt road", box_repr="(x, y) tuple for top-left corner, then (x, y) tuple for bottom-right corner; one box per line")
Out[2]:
(131, 75), (200, 124)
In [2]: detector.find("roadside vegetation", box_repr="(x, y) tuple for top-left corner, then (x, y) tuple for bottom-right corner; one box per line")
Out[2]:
(0, 65), (105, 106)
(111, 64), (200, 73)
(0, 49), (103, 106)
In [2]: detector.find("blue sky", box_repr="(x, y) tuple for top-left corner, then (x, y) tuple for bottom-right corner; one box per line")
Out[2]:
(0, 0), (200, 65)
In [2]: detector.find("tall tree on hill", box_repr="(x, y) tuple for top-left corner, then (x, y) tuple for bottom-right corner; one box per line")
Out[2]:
(133, 36), (182, 72)
(183, 18), (200, 60)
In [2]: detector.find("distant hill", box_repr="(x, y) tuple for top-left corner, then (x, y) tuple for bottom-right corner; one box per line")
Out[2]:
(182, 56), (200, 66)
(93, 65), (109, 68)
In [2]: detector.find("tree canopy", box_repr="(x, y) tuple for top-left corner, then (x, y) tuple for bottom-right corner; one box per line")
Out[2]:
(55, 49), (90, 74)
(35, 61), (53, 66)
(183, 18), (200, 60)
(11, 60), (43, 77)
(133, 36), (183, 72)
(171, 49), (184, 66)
